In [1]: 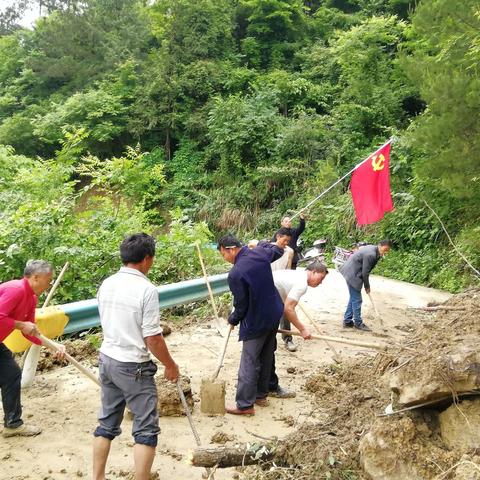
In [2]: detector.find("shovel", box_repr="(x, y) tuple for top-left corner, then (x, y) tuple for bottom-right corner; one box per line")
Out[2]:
(200, 324), (233, 415)
(195, 241), (225, 337)
(367, 292), (384, 326)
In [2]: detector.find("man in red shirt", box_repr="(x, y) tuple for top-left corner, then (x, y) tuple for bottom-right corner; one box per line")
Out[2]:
(0, 260), (63, 437)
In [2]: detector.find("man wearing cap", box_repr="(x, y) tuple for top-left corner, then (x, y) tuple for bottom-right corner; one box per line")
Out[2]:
(217, 234), (284, 415)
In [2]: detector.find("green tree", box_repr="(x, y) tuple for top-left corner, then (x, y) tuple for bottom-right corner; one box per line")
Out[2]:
(237, 0), (307, 69)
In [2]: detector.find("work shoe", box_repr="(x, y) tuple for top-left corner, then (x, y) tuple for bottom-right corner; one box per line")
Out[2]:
(2, 424), (42, 438)
(269, 386), (296, 399)
(285, 340), (297, 352)
(255, 397), (269, 407)
(343, 321), (354, 328)
(226, 406), (255, 416)
(354, 323), (371, 332)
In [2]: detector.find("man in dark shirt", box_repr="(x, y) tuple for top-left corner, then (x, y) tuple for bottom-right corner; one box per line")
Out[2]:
(340, 240), (392, 331)
(273, 210), (306, 269)
(217, 234), (284, 415)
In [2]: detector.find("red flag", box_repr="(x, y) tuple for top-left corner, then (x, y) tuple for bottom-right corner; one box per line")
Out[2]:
(350, 141), (393, 225)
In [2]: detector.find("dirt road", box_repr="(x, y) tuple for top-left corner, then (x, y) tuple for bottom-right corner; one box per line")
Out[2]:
(1, 271), (451, 480)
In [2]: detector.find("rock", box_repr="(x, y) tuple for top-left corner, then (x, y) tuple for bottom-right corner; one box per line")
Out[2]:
(439, 399), (480, 451)
(390, 346), (480, 407)
(453, 456), (480, 480)
(156, 375), (194, 416)
(359, 417), (423, 480)
(160, 322), (172, 337)
(211, 431), (236, 444)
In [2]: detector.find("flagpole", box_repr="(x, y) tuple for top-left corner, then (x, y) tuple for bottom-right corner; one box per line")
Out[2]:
(290, 138), (393, 220)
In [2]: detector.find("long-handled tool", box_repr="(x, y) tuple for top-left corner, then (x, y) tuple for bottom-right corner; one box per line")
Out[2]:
(195, 241), (224, 337)
(211, 324), (234, 381)
(200, 324), (233, 415)
(38, 334), (100, 386)
(22, 262), (100, 388)
(278, 329), (387, 351)
(367, 292), (383, 326)
(298, 302), (341, 362)
(22, 262), (69, 387)
(177, 382), (214, 479)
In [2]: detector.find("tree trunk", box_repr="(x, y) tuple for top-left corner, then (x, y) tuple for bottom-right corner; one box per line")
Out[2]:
(189, 444), (275, 468)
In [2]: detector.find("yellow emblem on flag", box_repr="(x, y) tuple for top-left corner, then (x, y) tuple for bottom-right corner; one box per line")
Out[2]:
(371, 153), (385, 172)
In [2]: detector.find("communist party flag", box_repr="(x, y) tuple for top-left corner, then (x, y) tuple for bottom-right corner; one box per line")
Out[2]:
(350, 141), (393, 225)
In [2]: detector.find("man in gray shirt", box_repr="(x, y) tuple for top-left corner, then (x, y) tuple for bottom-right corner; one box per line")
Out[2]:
(340, 240), (392, 331)
(93, 233), (179, 480)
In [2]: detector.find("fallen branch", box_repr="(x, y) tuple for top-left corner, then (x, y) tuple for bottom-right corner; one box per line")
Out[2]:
(423, 199), (480, 279)
(278, 329), (388, 351)
(410, 306), (466, 312)
(189, 444), (275, 468)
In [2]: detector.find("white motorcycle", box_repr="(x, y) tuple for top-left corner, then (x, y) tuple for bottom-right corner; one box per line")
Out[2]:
(297, 239), (327, 265)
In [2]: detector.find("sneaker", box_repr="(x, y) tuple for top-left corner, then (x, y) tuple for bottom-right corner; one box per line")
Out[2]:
(285, 340), (297, 352)
(343, 322), (354, 328)
(269, 385), (296, 399)
(255, 398), (268, 407)
(2, 424), (41, 438)
(354, 323), (371, 332)
(225, 406), (255, 416)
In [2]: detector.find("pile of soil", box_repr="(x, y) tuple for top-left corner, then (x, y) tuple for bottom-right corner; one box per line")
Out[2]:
(36, 321), (175, 373)
(245, 356), (391, 479)
(156, 374), (194, 416)
(390, 287), (480, 407)
(244, 288), (480, 480)
(37, 336), (100, 371)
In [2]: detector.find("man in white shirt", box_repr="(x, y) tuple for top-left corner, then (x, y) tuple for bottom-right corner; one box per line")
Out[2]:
(268, 261), (328, 399)
(93, 233), (179, 480)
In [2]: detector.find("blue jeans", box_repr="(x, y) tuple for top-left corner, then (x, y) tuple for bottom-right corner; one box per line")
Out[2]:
(344, 283), (363, 326)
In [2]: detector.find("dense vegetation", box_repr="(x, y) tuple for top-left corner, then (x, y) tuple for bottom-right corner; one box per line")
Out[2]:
(0, 0), (479, 300)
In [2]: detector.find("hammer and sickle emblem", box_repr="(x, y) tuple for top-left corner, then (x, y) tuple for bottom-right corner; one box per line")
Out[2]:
(371, 153), (385, 172)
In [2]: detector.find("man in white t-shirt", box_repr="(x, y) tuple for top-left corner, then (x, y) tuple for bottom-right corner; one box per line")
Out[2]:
(93, 233), (179, 480)
(268, 261), (328, 399)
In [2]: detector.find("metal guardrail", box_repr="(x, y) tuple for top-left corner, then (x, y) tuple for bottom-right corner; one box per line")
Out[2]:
(62, 273), (229, 334)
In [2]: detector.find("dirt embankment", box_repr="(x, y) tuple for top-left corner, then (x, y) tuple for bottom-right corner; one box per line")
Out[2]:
(244, 288), (480, 480)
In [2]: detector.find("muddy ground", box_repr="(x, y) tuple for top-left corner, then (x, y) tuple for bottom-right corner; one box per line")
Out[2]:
(0, 270), (453, 480)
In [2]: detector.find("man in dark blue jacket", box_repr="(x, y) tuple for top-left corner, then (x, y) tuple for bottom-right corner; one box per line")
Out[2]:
(340, 240), (392, 331)
(272, 210), (306, 269)
(217, 234), (284, 415)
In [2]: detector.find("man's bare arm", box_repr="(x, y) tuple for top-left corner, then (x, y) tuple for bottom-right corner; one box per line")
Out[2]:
(283, 298), (311, 339)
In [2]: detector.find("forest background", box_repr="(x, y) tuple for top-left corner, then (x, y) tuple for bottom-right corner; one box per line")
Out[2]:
(0, 0), (479, 303)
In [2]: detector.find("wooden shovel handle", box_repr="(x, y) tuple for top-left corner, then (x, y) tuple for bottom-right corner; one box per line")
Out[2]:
(39, 334), (100, 386)
(277, 329), (386, 351)
(195, 242), (220, 320)
(297, 302), (340, 357)
(211, 324), (233, 381)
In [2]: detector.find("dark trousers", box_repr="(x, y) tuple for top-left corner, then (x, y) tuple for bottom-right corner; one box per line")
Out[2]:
(269, 313), (289, 392)
(269, 337), (279, 392)
(344, 283), (363, 326)
(0, 343), (23, 428)
(280, 315), (292, 343)
(236, 329), (277, 409)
